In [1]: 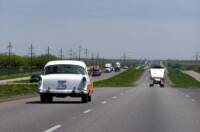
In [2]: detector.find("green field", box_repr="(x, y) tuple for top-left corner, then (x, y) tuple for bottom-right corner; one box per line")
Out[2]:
(168, 69), (200, 88)
(0, 72), (41, 81)
(194, 66), (200, 73)
(94, 68), (144, 87)
(0, 84), (38, 100)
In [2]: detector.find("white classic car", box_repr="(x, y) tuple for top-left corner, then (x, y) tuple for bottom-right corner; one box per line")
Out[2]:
(38, 60), (94, 103)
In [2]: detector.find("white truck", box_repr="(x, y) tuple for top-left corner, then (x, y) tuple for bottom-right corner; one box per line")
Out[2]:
(104, 63), (112, 73)
(149, 65), (165, 87)
(114, 62), (121, 72)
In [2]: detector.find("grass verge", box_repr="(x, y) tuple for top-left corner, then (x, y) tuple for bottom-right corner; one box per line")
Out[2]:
(13, 80), (31, 83)
(0, 71), (41, 81)
(168, 69), (200, 88)
(94, 68), (144, 87)
(0, 84), (38, 101)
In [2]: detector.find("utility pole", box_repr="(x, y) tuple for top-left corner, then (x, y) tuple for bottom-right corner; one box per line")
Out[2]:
(194, 52), (199, 62)
(91, 53), (94, 65)
(85, 48), (88, 59)
(47, 46), (51, 61)
(85, 48), (88, 64)
(96, 53), (99, 64)
(59, 48), (64, 60)
(72, 50), (77, 60)
(7, 42), (13, 76)
(78, 45), (82, 60)
(122, 53), (127, 65)
(69, 49), (73, 60)
(29, 44), (34, 74)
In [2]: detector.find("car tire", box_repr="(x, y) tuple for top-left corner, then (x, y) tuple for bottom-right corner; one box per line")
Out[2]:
(160, 84), (165, 88)
(40, 94), (53, 103)
(40, 94), (47, 103)
(149, 84), (153, 87)
(81, 94), (88, 103)
(47, 95), (53, 103)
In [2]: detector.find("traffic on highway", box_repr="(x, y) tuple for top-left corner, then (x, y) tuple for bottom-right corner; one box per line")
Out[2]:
(0, 0), (200, 132)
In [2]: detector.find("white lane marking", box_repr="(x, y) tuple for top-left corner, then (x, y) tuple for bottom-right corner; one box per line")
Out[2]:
(83, 109), (92, 114)
(120, 93), (124, 96)
(112, 96), (117, 99)
(191, 99), (196, 102)
(101, 101), (107, 104)
(185, 95), (190, 98)
(45, 125), (62, 132)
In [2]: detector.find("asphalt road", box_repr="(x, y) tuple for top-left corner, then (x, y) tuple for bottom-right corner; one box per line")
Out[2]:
(1, 71), (200, 132)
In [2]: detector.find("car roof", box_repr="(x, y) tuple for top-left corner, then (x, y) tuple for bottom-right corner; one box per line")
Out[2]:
(45, 60), (87, 69)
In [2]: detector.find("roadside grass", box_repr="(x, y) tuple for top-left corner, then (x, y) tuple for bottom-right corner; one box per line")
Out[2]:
(0, 84), (38, 100)
(13, 79), (30, 83)
(0, 71), (41, 81)
(194, 66), (200, 73)
(0, 73), (30, 80)
(94, 68), (144, 87)
(168, 69), (200, 88)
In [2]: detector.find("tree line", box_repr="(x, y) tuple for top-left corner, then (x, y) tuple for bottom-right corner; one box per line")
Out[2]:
(0, 54), (58, 69)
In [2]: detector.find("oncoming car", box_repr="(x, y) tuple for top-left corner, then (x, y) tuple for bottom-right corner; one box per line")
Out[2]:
(38, 60), (94, 103)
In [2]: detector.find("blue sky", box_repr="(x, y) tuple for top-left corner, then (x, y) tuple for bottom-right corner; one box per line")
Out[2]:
(0, 0), (200, 59)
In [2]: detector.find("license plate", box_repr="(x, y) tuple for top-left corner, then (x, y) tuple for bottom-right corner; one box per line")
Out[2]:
(57, 80), (67, 90)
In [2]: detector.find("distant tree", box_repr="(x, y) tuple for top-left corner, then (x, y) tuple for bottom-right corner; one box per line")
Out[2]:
(34, 54), (58, 69)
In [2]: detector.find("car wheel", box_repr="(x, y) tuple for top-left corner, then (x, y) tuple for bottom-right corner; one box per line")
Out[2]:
(149, 84), (153, 87)
(81, 94), (88, 103)
(40, 94), (47, 103)
(160, 84), (165, 88)
(47, 95), (53, 103)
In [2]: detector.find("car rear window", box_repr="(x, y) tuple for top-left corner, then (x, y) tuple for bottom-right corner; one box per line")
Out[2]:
(44, 64), (86, 75)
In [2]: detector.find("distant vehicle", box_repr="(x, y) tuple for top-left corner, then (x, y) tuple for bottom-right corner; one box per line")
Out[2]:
(38, 60), (94, 103)
(30, 74), (41, 83)
(92, 64), (101, 76)
(149, 65), (165, 87)
(111, 67), (115, 72)
(104, 63), (112, 73)
(115, 62), (121, 72)
(123, 66), (129, 69)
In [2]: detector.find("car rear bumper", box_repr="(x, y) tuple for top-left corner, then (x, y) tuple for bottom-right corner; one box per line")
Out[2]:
(38, 89), (88, 96)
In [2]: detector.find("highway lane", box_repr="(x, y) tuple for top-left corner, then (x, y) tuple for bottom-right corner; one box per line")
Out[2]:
(92, 69), (126, 82)
(1, 71), (200, 132)
(0, 69), (126, 85)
